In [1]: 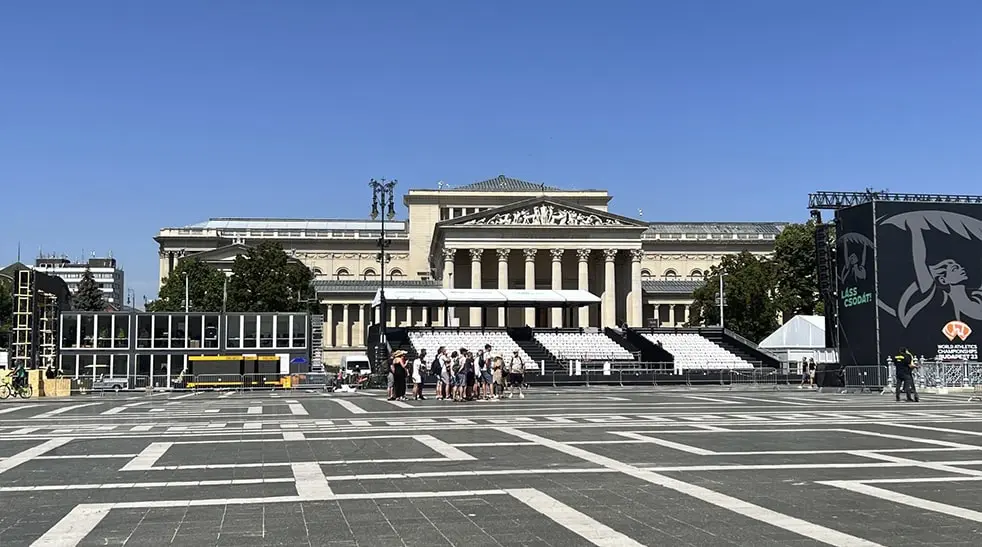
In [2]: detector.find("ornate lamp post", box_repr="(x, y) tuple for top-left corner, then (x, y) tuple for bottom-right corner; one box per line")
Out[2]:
(369, 178), (397, 366)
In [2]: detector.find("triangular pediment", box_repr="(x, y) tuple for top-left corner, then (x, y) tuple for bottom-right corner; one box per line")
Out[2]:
(189, 244), (251, 262)
(440, 198), (646, 228)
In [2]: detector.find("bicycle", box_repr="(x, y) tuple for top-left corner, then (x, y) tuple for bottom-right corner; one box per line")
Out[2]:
(0, 377), (33, 399)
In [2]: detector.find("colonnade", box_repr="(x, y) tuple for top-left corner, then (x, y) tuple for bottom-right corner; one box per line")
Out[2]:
(441, 247), (643, 328)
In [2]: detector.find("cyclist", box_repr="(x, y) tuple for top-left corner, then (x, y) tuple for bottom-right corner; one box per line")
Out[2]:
(11, 362), (28, 390)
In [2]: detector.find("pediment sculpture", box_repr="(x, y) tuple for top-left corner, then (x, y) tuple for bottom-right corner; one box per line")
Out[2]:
(464, 204), (624, 226)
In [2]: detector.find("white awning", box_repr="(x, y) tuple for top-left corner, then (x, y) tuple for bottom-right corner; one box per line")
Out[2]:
(371, 288), (600, 308)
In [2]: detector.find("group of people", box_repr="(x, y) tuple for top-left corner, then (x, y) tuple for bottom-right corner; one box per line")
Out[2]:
(386, 344), (527, 402)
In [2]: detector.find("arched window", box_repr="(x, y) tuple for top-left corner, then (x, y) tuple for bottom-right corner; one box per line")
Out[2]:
(640, 269), (652, 279)
(388, 268), (405, 280)
(311, 267), (323, 278)
(689, 269), (703, 279)
(663, 269), (678, 279)
(362, 268), (377, 280)
(334, 268), (351, 280)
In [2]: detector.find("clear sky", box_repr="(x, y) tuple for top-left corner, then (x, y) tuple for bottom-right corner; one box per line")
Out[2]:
(4, 0), (982, 301)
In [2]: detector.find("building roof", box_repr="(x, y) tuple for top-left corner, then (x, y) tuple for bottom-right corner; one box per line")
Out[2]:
(174, 218), (407, 232)
(645, 222), (786, 235)
(642, 279), (704, 295)
(446, 175), (562, 192)
(312, 279), (441, 294)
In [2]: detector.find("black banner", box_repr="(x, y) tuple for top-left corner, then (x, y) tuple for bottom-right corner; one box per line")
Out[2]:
(835, 203), (878, 365)
(874, 202), (982, 361)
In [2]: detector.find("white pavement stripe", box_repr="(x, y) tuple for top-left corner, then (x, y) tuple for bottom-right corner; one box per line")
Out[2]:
(386, 399), (414, 408)
(247, 406), (262, 414)
(683, 396), (739, 404)
(349, 420), (371, 427)
(508, 488), (644, 546)
(120, 442), (172, 471)
(328, 398), (367, 414)
(204, 409), (220, 413)
(288, 402), (309, 415)
(34, 403), (102, 418)
(292, 462), (333, 498)
(0, 438), (72, 474)
(849, 451), (982, 477)
(283, 432), (306, 441)
(31, 503), (113, 547)
(243, 422), (262, 429)
(884, 422), (982, 437)
(613, 432), (715, 455)
(12, 427), (40, 435)
(171, 393), (196, 400)
(129, 425), (152, 432)
(822, 481), (982, 523)
(499, 428), (883, 547)
(730, 396), (811, 406)
(4, 478), (295, 492)
(0, 405), (43, 415)
(413, 435), (477, 460)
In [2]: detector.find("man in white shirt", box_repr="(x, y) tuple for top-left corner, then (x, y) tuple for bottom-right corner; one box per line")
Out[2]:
(411, 349), (427, 401)
(507, 349), (525, 399)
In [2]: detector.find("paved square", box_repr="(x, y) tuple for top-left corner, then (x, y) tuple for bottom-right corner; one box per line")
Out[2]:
(2, 389), (982, 546)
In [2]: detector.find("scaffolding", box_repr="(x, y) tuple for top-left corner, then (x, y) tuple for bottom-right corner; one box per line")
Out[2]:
(38, 293), (58, 369)
(11, 269), (34, 369)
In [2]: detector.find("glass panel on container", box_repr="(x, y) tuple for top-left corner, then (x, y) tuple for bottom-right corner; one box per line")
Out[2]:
(275, 315), (290, 347)
(80, 315), (95, 348)
(153, 315), (170, 348)
(292, 315), (306, 347)
(243, 315), (258, 348)
(78, 354), (94, 380)
(171, 315), (187, 349)
(225, 314), (241, 348)
(187, 315), (203, 349)
(61, 314), (79, 348)
(204, 315), (219, 348)
(112, 355), (128, 378)
(136, 315), (152, 348)
(96, 314), (112, 348)
(95, 354), (111, 380)
(113, 315), (129, 348)
(259, 316), (273, 348)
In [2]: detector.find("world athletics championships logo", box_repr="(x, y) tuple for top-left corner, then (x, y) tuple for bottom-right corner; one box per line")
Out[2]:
(942, 320), (972, 342)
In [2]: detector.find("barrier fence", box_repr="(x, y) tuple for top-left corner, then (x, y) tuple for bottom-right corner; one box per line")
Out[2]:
(836, 362), (982, 394)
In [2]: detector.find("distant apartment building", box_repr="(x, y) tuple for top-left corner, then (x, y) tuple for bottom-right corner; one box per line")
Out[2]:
(33, 257), (125, 309)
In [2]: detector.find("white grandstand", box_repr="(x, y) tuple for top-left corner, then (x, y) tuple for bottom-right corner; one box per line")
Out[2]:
(408, 330), (532, 365)
(643, 333), (753, 370)
(534, 331), (634, 361)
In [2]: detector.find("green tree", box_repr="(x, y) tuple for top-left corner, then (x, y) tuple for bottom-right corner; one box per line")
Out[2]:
(0, 278), (12, 346)
(148, 258), (227, 312)
(772, 220), (821, 319)
(73, 267), (106, 311)
(226, 242), (314, 313)
(687, 251), (780, 342)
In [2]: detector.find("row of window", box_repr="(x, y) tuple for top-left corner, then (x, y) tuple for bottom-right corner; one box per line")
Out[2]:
(59, 313), (308, 350)
(641, 269), (704, 279)
(311, 267), (406, 280)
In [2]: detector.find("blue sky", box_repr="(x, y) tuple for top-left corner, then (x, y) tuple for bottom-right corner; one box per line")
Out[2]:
(4, 1), (982, 300)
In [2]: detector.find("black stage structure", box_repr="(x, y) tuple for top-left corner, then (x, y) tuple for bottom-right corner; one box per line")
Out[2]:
(809, 191), (982, 374)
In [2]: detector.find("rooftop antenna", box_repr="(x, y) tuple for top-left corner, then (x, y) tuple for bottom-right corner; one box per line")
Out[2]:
(437, 180), (448, 190)
(17, 242), (21, 262)
(638, 208), (644, 218)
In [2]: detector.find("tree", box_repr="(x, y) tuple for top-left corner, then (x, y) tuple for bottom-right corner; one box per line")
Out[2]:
(772, 220), (821, 319)
(73, 267), (106, 311)
(687, 251), (780, 342)
(226, 242), (314, 313)
(0, 278), (11, 347)
(147, 258), (227, 312)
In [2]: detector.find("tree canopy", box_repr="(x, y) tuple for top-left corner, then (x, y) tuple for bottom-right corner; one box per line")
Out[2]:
(0, 278), (11, 346)
(147, 258), (228, 312)
(73, 267), (106, 311)
(685, 221), (821, 342)
(226, 242), (315, 313)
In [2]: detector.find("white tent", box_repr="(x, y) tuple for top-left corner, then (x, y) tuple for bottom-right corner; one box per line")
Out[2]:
(759, 315), (837, 366)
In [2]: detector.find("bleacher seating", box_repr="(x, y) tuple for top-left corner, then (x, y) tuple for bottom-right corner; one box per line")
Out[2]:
(534, 331), (634, 361)
(642, 333), (753, 370)
(408, 330), (533, 366)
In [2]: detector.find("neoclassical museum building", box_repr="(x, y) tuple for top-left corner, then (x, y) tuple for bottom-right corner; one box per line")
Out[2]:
(155, 176), (786, 363)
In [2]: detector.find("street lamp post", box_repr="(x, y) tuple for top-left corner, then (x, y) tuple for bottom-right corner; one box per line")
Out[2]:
(369, 178), (397, 353)
(183, 272), (190, 312)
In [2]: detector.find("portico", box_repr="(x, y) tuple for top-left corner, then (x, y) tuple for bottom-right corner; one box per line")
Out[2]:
(433, 198), (648, 328)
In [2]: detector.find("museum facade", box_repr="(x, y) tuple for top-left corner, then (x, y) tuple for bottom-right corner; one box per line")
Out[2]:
(155, 175), (785, 363)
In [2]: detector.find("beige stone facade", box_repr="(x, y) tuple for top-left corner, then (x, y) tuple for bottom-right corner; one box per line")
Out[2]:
(155, 175), (786, 364)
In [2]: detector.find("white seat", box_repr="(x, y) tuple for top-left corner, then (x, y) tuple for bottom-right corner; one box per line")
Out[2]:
(643, 333), (753, 370)
(534, 332), (634, 361)
(408, 330), (532, 366)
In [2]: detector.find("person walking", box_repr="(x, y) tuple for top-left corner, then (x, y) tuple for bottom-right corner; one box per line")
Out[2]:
(412, 349), (427, 401)
(893, 346), (919, 403)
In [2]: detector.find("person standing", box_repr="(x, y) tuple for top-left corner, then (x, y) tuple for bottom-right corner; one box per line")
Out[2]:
(507, 349), (526, 399)
(390, 350), (409, 401)
(894, 346), (919, 403)
(412, 349), (427, 401)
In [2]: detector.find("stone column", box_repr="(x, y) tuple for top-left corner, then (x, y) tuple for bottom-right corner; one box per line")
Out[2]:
(496, 249), (510, 327)
(390, 305), (397, 326)
(358, 304), (365, 347)
(576, 249), (591, 328)
(669, 304), (676, 326)
(442, 248), (456, 326)
(630, 249), (643, 327)
(326, 303), (334, 348)
(550, 249), (564, 327)
(342, 304), (350, 347)
(602, 249), (617, 328)
(523, 248), (537, 327)
(470, 248), (483, 326)
(422, 306), (429, 326)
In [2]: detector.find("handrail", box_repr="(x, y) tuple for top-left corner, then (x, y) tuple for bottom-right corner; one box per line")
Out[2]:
(723, 328), (781, 361)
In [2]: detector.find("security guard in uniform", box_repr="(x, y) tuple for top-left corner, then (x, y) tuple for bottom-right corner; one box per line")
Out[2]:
(894, 347), (919, 402)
